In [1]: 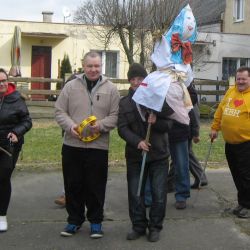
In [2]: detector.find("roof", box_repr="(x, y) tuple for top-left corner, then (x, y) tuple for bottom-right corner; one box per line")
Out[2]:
(191, 0), (226, 26)
(22, 32), (68, 39)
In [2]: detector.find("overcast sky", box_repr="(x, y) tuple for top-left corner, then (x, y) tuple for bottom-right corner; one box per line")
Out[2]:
(0, 0), (83, 23)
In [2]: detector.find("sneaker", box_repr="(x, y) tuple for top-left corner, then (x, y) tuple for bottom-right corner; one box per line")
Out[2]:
(60, 224), (80, 237)
(126, 230), (145, 240)
(148, 231), (160, 242)
(175, 201), (187, 209)
(0, 216), (8, 232)
(90, 223), (103, 239)
(237, 208), (250, 219)
(54, 195), (66, 207)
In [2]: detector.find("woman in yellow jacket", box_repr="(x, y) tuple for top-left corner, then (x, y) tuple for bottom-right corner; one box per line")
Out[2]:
(210, 66), (250, 219)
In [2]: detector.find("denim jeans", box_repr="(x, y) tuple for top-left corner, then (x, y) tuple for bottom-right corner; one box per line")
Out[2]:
(144, 175), (152, 207)
(127, 158), (169, 232)
(170, 140), (190, 201)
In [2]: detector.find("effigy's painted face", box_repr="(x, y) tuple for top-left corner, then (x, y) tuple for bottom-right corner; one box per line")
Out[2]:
(151, 4), (197, 67)
(182, 10), (196, 41)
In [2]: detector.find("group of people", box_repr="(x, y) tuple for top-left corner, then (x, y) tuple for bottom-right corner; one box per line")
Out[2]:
(53, 52), (250, 242)
(0, 55), (250, 243)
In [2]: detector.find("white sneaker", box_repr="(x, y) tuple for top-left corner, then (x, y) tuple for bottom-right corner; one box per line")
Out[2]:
(0, 216), (8, 232)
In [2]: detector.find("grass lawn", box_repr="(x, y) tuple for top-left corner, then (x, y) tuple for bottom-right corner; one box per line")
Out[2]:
(17, 119), (227, 170)
(193, 121), (226, 165)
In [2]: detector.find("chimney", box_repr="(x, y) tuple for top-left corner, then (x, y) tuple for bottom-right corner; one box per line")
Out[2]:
(42, 11), (54, 22)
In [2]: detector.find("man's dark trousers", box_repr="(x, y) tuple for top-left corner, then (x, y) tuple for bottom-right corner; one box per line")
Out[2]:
(225, 141), (250, 208)
(62, 144), (108, 225)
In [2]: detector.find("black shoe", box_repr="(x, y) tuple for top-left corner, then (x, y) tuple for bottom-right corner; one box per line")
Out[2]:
(237, 208), (250, 218)
(167, 185), (175, 193)
(191, 181), (208, 189)
(224, 205), (243, 215)
(126, 230), (145, 240)
(233, 205), (244, 215)
(175, 201), (186, 209)
(148, 231), (160, 242)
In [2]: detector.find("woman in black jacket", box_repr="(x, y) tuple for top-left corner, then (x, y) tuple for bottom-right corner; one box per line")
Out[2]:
(0, 68), (32, 232)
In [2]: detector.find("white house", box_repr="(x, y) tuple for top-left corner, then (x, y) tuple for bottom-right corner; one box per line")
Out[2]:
(0, 12), (130, 91)
(191, 0), (250, 101)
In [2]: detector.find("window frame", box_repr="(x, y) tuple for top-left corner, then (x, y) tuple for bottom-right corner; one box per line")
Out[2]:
(222, 57), (250, 80)
(92, 50), (119, 78)
(233, 0), (244, 22)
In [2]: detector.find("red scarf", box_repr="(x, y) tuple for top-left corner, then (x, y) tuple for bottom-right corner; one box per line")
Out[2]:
(171, 33), (192, 64)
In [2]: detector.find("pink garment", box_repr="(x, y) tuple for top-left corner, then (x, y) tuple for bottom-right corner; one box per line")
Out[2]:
(166, 81), (191, 125)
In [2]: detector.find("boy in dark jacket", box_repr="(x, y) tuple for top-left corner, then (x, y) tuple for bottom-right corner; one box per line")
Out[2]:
(118, 63), (173, 242)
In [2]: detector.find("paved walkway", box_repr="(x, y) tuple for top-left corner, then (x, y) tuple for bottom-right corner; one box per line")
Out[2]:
(1, 168), (250, 250)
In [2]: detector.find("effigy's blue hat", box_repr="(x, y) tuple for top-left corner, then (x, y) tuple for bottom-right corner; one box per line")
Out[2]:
(151, 4), (197, 66)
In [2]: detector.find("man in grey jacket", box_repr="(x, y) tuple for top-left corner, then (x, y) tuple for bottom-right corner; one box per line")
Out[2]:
(55, 51), (120, 238)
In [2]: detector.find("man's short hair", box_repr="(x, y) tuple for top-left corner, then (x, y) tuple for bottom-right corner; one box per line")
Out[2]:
(0, 68), (8, 79)
(237, 66), (250, 76)
(82, 51), (101, 64)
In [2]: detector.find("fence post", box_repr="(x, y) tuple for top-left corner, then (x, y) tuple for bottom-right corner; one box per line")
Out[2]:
(216, 76), (219, 102)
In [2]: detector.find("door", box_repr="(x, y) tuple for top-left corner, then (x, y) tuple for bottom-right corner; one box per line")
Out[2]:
(31, 46), (51, 99)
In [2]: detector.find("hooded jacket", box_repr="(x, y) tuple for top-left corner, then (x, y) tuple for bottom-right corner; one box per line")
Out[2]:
(54, 74), (120, 150)
(0, 83), (32, 148)
(211, 85), (250, 144)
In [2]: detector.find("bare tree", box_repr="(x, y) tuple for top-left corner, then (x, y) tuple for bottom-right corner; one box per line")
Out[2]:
(74, 0), (184, 66)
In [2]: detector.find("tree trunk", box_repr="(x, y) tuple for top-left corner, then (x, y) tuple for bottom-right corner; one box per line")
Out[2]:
(139, 31), (145, 66)
(118, 26), (134, 65)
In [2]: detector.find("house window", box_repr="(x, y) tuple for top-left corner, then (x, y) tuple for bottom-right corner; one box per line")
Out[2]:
(234, 0), (244, 21)
(95, 50), (119, 78)
(222, 57), (250, 80)
(104, 52), (118, 78)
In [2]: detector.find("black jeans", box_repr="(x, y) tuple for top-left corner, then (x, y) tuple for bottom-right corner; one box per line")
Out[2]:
(225, 141), (250, 208)
(0, 145), (20, 215)
(127, 158), (169, 233)
(62, 144), (108, 225)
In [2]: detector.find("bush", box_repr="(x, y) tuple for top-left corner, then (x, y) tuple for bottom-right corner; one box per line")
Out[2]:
(60, 54), (72, 79)
(57, 54), (72, 90)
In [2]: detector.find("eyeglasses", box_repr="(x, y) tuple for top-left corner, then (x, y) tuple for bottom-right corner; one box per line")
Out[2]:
(0, 79), (7, 84)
